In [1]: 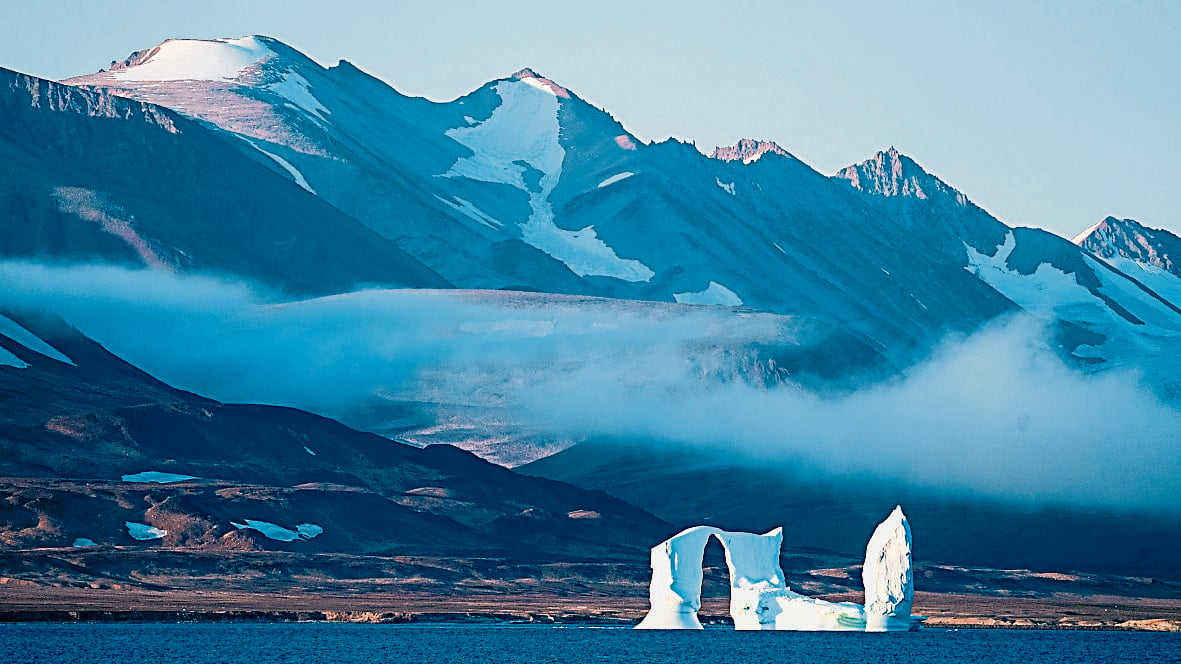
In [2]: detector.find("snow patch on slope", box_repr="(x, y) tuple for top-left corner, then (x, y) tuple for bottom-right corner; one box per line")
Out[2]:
(443, 79), (563, 189)
(125, 522), (166, 540)
(1104, 257), (1181, 306)
(435, 195), (503, 229)
(534, 224), (655, 281)
(0, 348), (28, 369)
(597, 172), (634, 188)
(268, 71), (329, 122)
(518, 74), (568, 97)
(0, 314), (75, 365)
(444, 79), (653, 282)
(1085, 255), (1181, 331)
(121, 471), (198, 483)
(232, 519), (323, 542)
(674, 282), (743, 306)
(513, 68), (571, 98)
(966, 233), (1102, 313)
(247, 140), (315, 193)
(112, 37), (273, 82)
(1071, 220), (1106, 245)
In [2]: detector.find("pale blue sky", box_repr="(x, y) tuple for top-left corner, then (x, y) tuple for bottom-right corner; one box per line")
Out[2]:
(2, 0), (1178, 237)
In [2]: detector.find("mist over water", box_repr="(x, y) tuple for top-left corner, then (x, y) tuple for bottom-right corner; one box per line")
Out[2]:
(3, 261), (1179, 511)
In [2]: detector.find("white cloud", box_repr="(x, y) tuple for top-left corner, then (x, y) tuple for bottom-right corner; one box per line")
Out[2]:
(2, 261), (1177, 511)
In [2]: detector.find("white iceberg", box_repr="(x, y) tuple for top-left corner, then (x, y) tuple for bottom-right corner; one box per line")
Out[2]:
(635, 506), (923, 631)
(862, 506), (915, 631)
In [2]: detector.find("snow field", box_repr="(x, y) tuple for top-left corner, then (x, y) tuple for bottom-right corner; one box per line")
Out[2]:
(113, 37), (274, 82)
(125, 522), (167, 540)
(121, 471), (199, 483)
(444, 80), (654, 282)
(231, 519), (323, 542)
(674, 282), (743, 306)
(597, 172), (634, 188)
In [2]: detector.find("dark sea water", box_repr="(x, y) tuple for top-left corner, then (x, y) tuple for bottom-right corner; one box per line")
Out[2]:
(2, 623), (1179, 664)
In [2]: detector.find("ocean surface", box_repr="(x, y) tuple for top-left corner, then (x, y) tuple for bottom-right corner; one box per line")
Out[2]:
(2, 623), (1179, 664)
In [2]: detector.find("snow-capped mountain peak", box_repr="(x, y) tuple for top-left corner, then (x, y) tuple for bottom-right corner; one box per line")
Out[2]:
(105, 36), (276, 82)
(1071, 219), (1108, 245)
(711, 138), (791, 164)
(836, 147), (969, 206)
(67, 36), (332, 154)
(511, 67), (570, 98)
(1074, 216), (1181, 277)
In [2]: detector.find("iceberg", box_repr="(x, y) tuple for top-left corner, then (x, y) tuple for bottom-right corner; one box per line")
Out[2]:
(862, 506), (915, 631)
(635, 506), (923, 631)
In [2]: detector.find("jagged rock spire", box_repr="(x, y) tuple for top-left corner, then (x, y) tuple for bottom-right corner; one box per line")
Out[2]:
(836, 147), (969, 206)
(711, 138), (791, 164)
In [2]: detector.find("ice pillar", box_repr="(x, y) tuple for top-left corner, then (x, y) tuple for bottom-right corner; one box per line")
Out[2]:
(861, 505), (915, 631)
(716, 528), (789, 630)
(635, 526), (714, 629)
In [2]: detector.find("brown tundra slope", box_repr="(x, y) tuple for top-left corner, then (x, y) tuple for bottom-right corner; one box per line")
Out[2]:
(0, 310), (667, 564)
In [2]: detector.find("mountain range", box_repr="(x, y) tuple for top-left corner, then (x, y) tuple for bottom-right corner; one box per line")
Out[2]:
(26, 37), (1177, 383)
(1, 35), (1180, 581)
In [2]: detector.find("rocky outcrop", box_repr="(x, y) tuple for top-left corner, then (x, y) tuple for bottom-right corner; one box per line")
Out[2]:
(710, 138), (791, 164)
(1073, 216), (1181, 277)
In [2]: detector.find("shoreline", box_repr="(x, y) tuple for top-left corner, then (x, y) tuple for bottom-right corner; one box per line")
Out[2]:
(4, 583), (1180, 632)
(0, 610), (1176, 631)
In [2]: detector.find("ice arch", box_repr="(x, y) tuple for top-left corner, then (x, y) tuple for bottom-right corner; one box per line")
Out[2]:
(635, 506), (924, 631)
